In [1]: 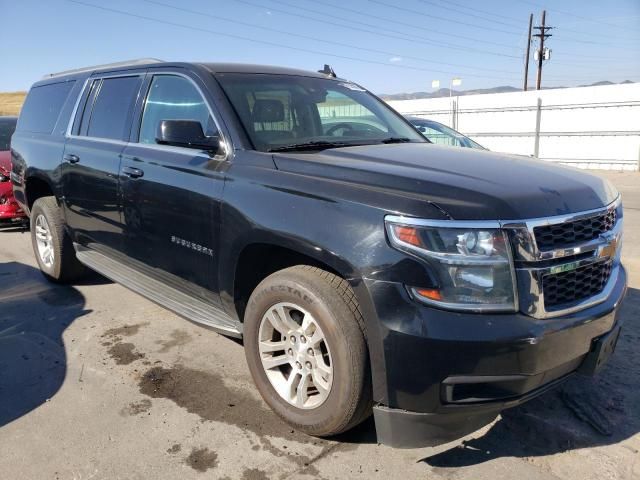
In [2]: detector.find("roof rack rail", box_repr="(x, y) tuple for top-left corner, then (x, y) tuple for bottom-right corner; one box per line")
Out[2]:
(43, 58), (164, 79)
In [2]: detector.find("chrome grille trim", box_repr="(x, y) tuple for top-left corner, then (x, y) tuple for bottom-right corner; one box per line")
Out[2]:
(500, 196), (621, 262)
(500, 196), (622, 319)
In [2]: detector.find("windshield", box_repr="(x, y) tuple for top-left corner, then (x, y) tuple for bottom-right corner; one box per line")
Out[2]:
(411, 119), (485, 150)
(0, 117), (17, 151)
(216, 73), (425, 152)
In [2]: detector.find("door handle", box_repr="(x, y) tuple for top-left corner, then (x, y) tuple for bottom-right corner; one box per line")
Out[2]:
(122, 166), (144, 179)
(63, 154), (80, 164)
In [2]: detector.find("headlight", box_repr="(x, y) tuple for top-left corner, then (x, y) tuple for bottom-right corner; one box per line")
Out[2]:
(385, 216), (518, 312)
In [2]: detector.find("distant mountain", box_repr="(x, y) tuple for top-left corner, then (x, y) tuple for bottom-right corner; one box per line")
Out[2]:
(381, 85), (520, 100)
(380, 80), (636, 101)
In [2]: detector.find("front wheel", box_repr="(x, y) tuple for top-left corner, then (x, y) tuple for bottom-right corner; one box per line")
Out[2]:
(243, 265), (372, 437)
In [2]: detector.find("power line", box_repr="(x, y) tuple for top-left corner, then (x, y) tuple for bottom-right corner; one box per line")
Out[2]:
(513, 0), (638, 32)
(416, 0), (520, 28)
(279, 0), (522, 52)
(142, 0), (520, 75)
(556, 50), (640, 61)
(65, 0), (523, 81)
(430, 0), (640, 45)
(368, 0), (524, 36)
(427, 0), (523, 23)
(239, 0), (522, 58)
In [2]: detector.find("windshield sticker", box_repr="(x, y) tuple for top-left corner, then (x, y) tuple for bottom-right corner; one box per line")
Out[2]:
(338, 82), (366, 92)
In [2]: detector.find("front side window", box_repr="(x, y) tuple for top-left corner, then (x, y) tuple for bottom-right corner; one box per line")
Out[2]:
(85, 76), (142, 140)
(217, 73), (424, 152)
(139, 75), (215, 145)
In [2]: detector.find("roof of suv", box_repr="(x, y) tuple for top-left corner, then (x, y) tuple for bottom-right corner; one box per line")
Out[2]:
(43, 59), (337, 82)
(200, 63), (333, 79)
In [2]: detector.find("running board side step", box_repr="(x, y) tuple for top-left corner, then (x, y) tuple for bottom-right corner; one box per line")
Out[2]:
(75, 246), (243, 338)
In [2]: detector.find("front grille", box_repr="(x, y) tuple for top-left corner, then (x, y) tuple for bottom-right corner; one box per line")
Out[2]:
(534, 209), (616, 251)
(543, 260), (613, 309)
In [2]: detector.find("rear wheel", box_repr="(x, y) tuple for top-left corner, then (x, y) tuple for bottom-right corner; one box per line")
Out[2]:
(30, 196), (85, 283)
(244, 265), (372, 436)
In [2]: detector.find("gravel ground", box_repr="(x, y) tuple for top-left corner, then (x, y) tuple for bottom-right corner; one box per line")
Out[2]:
(0, 170), (638, 480)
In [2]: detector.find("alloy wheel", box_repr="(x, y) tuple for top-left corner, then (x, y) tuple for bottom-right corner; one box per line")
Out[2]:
(35, 214), (54, 268)
(258, 302), (333, 409)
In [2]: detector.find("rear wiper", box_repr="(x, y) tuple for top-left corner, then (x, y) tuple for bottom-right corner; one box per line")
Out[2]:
(379, 137), (412, 144)
(267, 141), (355, 152)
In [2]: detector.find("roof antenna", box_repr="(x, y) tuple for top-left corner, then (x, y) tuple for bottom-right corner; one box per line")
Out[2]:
(318, 64), (337, 78)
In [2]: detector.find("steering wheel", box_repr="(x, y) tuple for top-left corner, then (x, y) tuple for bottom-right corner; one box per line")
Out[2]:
(326, 123), (355, 136)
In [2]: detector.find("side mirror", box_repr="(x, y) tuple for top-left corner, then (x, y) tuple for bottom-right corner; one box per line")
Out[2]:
(156, 120), (221, 153)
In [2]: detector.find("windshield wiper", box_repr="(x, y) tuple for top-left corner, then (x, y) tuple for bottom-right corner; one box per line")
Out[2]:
(267, 141), (356, 152)
(379, 137), (412, 144)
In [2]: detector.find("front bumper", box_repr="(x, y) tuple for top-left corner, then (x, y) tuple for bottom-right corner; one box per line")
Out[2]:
(365, 265), (627, 448)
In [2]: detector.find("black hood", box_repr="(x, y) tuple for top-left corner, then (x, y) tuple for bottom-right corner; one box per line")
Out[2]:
(272, 143), (618, 220)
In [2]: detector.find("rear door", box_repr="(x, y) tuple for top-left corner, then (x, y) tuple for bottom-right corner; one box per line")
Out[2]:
(62, 72), (144, 254)
(120, 70), (230, 306)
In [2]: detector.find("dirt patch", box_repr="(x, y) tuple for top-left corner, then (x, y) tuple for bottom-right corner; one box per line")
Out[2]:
(167, 444), (181, 454)
(108, 343), (145, 365)
(139, 365), (318, 443)
(156, 329), (192, 353)
(120, 399), (152, 416)
(102, 322), (149, 339)
(241, 468), (269, 480)
(138, 364), (336, 467)
(185, 447), (218, 472)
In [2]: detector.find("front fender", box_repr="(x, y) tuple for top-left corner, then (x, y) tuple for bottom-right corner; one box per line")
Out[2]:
(218, 158), (447, 404)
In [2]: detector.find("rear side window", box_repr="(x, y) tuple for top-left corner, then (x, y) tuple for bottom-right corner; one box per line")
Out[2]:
(17, 81), (75, 134)
(84, 76), (142, 140)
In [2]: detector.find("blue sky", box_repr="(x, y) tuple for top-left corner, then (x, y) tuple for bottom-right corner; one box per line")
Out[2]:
(1, 0), (639, 93)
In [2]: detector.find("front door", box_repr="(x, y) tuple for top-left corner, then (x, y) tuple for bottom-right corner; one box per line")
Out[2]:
(62, 73), (144, 253)
(120, 72), (230, 306)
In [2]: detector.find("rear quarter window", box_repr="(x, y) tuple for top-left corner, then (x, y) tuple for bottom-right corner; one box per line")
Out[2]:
(17, 81), (75, 134)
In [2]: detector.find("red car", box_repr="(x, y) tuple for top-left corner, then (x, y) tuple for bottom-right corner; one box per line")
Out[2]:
(0, 116), (27, 225)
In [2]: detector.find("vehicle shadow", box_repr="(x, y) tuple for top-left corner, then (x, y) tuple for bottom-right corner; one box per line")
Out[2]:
(0, 261), (94, 427)
(419, 286), (640, 468)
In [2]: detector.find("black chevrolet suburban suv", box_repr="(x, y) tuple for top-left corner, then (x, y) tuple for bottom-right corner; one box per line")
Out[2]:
(11, 59), (626, 448)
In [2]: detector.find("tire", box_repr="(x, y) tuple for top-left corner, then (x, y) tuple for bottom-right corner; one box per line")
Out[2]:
(30, 196), (85, 283)
(244, 265), (372, 437)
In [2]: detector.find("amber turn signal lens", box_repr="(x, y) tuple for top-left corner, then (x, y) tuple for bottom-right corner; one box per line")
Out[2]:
(393, 225), (422, 247)
(414, 288), (442, 301)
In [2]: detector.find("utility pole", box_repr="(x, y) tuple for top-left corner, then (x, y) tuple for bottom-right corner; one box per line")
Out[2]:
(523, 13), (533, 91)
(533, 10), (552, 90)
